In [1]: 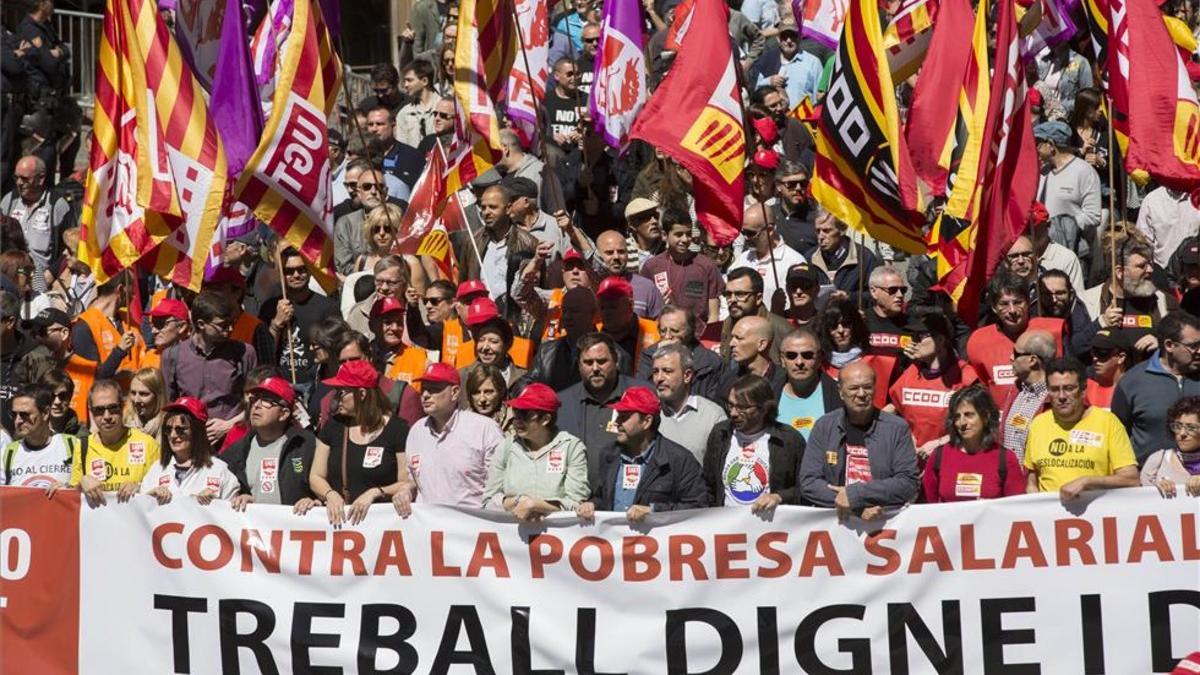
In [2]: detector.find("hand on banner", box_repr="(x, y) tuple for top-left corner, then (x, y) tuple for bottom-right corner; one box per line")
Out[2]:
(575, 502), (596, 520)
(1059, 477), (1091, 502)
(750, 492), (783, 515)
(44, 480), (65, 499)
(511, 495), (544, 522)
(348, 489), (378, 525)
(1156, 478), (1178, 498)
(79, 475), (107, 507)
(393, 489), (413, 519)
(829, 485), (852, 520)
(194, 488), (217, 506)
(293, 496), (321, 516)
(147, 486), (173, 505)
(860, 505), (886, 521)
(116, 481), (139, 503)
(325, 492), (346, 527)
(1188, 476), (1200, 496)
(230, 494), (254, 512)
(626, 505), (652, 523)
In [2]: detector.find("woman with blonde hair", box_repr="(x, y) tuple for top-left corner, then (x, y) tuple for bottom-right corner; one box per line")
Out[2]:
(124, 368), (167, 437)
(355, 203), (404, 274)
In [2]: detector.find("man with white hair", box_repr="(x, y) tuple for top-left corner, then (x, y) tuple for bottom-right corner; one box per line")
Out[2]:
(864, 266), (910, 361)
(1080, 239), (1175, 356)
(1, 155), (73, 292)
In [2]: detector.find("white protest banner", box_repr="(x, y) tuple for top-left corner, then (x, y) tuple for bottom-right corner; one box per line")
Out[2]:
(2, 486), (1198, 673)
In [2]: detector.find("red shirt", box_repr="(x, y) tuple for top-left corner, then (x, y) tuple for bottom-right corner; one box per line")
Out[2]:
(1085, 378), (1115, 409)
(920, 444), (1027, 503)
(966, 319), (1066, 405)
(888, 360), (980, 446)
(823, 354), (899, 409)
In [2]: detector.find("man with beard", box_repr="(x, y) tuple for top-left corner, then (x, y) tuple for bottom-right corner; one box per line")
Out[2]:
(1080, 240), (1175, 356)
(775, 160), (818, 255)
(259, 248), (338, 390)
(719, 267), (791, 362)
(1037, 269), (1095, 358)
(1113, 311), (1200, 462)
(575, 386), (709, 521)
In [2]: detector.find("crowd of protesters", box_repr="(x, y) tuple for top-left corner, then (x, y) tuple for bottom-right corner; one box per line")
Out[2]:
(3, 0), (1200, 526)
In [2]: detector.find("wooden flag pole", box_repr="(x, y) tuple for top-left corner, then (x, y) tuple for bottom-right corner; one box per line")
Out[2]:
(275, 245), (299, 382)
(1105, 95), (1118, 287)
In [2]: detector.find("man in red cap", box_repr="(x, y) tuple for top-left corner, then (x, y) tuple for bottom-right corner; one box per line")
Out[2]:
(220, 376), (317, 509)
(394, 363), (504, 515)
(575, 386), (708, 522)
(370, 296), (430, 384)
(596, 275), (660, 373)
(518, 246), (595, 342)
(259, 247), (339, 387)
(140, 298), (190, 370)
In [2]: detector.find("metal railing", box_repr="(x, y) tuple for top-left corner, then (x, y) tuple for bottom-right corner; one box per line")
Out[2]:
(52, 9), (102, 110)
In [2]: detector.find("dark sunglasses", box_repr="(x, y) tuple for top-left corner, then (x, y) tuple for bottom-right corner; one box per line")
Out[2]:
(582, 37), (600, 44)
(90, 404), (122, 416)
(165, 423), (191, 436)
(782, 179), (808, 189)
(783, 350), (817, 360)
(53, 390), (71, 402)
(1091, 348), (1116, 361)
(423, 296), (449, 305)
(372, 225), (395, 234)
(358, 183), (383, 193)
(874, 286), (907, 296)
(12, 410), (35, 420)
(283, 265), (309, 276)
(343, 181), (358, 191)
(433, 111), (455, 120)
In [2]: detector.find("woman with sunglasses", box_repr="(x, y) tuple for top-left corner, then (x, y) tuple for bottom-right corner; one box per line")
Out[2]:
(483, 383), (589, 521)
(309, 360), (413, 526)
(816, 297), (894, 409)
(1141, 396), (1200, 497)
(44, 370), (81, 436)
(142, 397), (240, 506)
(355, 204), (403, 274)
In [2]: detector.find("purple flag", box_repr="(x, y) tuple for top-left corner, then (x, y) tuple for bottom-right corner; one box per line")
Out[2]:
(588, 0), (647, 150)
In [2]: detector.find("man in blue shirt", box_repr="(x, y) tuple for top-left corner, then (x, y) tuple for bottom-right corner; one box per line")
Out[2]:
(754, 22), (822, 109)
(575, 386), (709, 521)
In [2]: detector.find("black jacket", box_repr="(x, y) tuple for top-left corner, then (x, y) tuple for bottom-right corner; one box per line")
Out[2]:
(702, 420), (806, 507)
(588, 436), (709, 511)
(224, 427), (317, 505)
(637, 342), (726, 402)
(522, 337), (634, 393)
(557, 374), (650, 482)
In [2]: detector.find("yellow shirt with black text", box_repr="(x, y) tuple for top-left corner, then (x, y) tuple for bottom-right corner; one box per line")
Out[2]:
(69, 429), (161, 492)
(1023, 407), (1136, 492)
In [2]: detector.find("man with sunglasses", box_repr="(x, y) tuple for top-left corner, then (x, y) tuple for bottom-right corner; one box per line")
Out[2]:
(545, 58), (583, 150)
(69, 379), (161, 507)
(778, 328), (842, 440)
(729, 206), (806, 315)
(2, 384), (80, 493)
(783, 263), (827, 327)
(140, 298), (190, 370)
(1084, 330), (1129, 410)
(260, 247), (338, 388)
(162, 291), (258, 447)
(775, 161), (818, 255)
(1114, 311), (1200, 463)
(334, 161), (399, 276)
(576, 23), (601, 99)
(223, 376), (316, 508)
(417, 97), (460, 157)
(718, 268), (791, 363)
(864, 266), (912, 363)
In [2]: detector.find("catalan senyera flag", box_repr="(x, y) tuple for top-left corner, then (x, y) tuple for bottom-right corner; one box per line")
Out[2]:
(883, 0), (940, 81)
(80, 0), (228, 291)
(788, 95), (819, 138)
(1084, 0), (1200, 190)
(811, 0), (925, 255)
(235, 0), (342, 290)
(629, 0), (745, 246)
(933, 0), (1038, 324)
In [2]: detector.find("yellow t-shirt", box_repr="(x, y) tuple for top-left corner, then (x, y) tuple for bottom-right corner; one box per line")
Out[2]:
(1024, 407), (1137, 492)
(70, 429), (162, 491)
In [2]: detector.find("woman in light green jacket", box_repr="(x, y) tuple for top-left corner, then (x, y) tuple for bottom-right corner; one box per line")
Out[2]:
(483, 383), (589, 521)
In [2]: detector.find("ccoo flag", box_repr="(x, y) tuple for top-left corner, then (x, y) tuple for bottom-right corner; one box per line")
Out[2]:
(590, 0), (647, 149)
(236, 0), (342, 290)
(629, 0), (745, 246)
(811, 0), (925, 254)
(80, 0), (228, 291)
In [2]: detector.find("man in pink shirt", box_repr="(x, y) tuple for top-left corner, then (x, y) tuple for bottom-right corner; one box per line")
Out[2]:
(394, 363), (504, 515)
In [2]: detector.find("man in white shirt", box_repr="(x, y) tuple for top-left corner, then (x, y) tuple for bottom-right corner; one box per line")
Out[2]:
(1135, 186), (1200, 269)
(1, 384), (79, 492)
(729, 204), (806, 312)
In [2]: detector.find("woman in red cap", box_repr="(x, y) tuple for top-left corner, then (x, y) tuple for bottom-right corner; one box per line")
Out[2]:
(141, 397), (241, 506)
(462, 297), (527, 389)
(309, 360), (414, 526)
(483, 383), (589, 521)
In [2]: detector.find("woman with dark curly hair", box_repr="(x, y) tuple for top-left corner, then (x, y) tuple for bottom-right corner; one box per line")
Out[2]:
(1141, 396), (1200, 497)
(921, 385), (1026, 503)
(815, 297), (896, 408)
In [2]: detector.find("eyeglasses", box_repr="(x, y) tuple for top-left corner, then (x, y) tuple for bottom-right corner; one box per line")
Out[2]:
(90, 404), (122, 416)
(1173, 339), (1200, 353)
(779, 33), (798, 42)
(12, 410), (35, 420)
(53, 390), (71, 402)
(283, 265), (309, 277)
(783, 350), (817, 360)
(727, 401), (761, 413)
(343, 181), (358, 191)
(165, 423), (191, 437)
(251, 395), (284, 409)
(583, 37), (600, 44)
(422, 296), (449, 305)
(16, 266), (34, 276)
(1012, 350), (1037, 360)
(873, 285), (907, 296)
(372, 87), (391, 97)
(204, 320), (232, 334)
(722, 289), (756, 301)
(742, 229), (764, 239)
(375, 277), (404, 288)
(358, 183), (383, 193)
(1170, 422), (1200, 435)
(433, 111), (455, 120)
(151, 317), (180, 330)
(372, 226), (395, 235)
(781, 179), (808, 189)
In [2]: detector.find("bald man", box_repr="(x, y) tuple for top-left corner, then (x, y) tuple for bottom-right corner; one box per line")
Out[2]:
(1, 155), (73, 293)
(1002, 329), (1057, 462)
(595, 230), (664, 318)
(800, 359), (920, 517)
(718, 315), (786, 399)
(729, 206), (806, 313)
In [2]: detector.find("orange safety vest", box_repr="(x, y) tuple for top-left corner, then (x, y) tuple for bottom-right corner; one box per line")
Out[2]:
(453, 336), (535, 370)
(440, 319), (466, 366)
(541, 288), (567, 341)
(385, 345), (431, 384)
(618, 318), (661, 367)
(141, 348), (162, 370)
(230, 311), (262, 345)
(78, 306), (144, 373)
(65, 353), (97, 423)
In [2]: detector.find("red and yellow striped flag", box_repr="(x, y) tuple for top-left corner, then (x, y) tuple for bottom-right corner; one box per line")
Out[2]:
(235, 0), (342, 290)
(79, 0), (227, 291)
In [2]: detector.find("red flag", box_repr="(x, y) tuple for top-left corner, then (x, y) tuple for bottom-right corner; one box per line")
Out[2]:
(951, 0), (1039, 324)
(904, 0), (974, 195)
(630, 0), (744, 246)
(395, 144), (449, 256)
(665, 0), (695, 51)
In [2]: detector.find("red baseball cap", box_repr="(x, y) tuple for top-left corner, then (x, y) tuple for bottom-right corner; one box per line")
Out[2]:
(322, 360), (379, 388)
(456, 280), (489, 300)
(563, 248), (585, 264)
(163, 396), (209, 423)
(506, 383), (561, 412)
(417, 362), (460, 386)
(752, 148), (780, 171)
(371, 296), (404, 318)
(596, 275), (633, 300)
(206, 264), (246, 287)
(610, 386), (661, 416)
(464, 297), (501, 327)
(248, 376), (297, 406)
(149, 298), (189, 322)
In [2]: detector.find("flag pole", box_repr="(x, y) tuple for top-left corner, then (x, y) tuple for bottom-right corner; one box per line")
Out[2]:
(1105, 94), (1118, 288)
(274, 244), (299, 382)
(857, 230), (866, 312)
